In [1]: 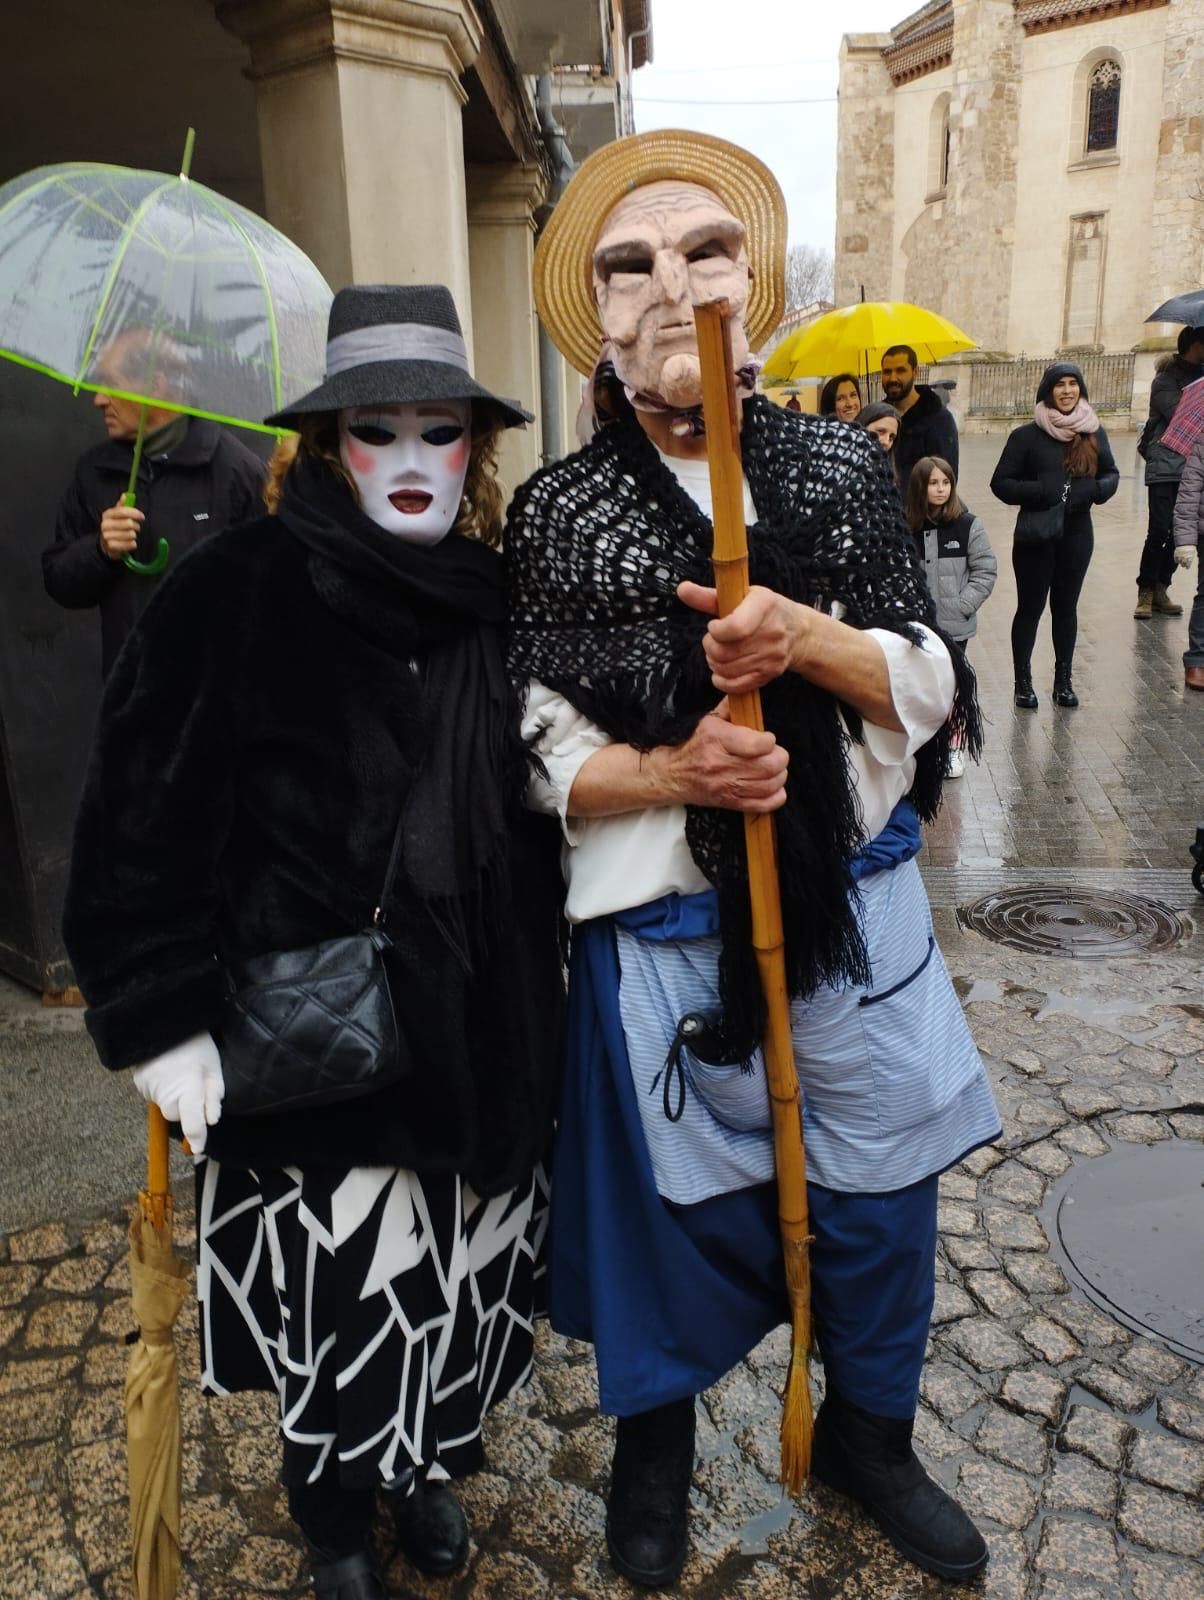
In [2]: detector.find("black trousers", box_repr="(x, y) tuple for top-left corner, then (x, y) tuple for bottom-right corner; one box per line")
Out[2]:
(288, 1479), (375, 1559)
(1011, 521), (1094, 673)
(1137, 481), (1179, 589)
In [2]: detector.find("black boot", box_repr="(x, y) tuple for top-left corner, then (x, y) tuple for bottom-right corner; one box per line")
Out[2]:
(307, 1551), (388, 1599)
(1013, 670), (1038, 710)
(606, 1397), (696, 1588)
(385, 1475), (469, 1577)
(1052, 663), (1079, 707)
(811, 1388), (988, 1583)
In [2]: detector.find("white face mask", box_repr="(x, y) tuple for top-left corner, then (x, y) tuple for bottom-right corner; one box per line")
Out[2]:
(337, 400), (471, 545)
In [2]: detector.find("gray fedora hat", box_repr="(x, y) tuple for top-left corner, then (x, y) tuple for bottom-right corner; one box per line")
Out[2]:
(265, 283), (533, 430)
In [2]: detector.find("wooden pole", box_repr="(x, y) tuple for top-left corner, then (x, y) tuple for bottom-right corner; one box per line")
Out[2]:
(143, 1104), (172, 1233)
(693, 300), (814, 1492)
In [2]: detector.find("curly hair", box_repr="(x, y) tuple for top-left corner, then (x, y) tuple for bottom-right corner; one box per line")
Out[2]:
(282, 408), (506, 546)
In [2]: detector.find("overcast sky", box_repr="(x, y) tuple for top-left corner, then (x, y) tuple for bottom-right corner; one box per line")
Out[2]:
(632, 1), (906, 257)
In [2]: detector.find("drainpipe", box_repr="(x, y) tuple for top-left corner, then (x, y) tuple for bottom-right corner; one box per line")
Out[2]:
(535, 73), (575, 464)
(624, 21), (652, 134)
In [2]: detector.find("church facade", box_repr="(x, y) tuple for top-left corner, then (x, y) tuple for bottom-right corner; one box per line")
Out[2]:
(835, 0), (1204, 356)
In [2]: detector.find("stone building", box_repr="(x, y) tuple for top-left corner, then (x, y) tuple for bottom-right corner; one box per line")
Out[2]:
(835, 0), (1204, 358)
(0, 0), (650, 992)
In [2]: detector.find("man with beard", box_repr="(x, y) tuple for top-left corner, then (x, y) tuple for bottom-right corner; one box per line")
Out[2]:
(506, 131), (998, 1588)
(881, 344), (959, 491)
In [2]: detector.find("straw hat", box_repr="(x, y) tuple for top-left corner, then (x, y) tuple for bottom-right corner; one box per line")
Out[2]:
(534, 130), (788, 378)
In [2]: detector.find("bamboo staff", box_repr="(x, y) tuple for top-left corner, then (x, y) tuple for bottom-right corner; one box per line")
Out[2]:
(694, 299), (814, 1492)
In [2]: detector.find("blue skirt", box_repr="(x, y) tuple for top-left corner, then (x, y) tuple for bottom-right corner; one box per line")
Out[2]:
(548, 912), (942, 1420)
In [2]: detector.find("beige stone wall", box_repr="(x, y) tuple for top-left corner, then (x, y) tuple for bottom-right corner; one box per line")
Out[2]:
(837, 0), (1203, 360)
(1008, 5), (1169, 354)
(936, 0), (1021, 353)
(834, 35), (897, 305)
(1147, 0), (1204, 322)
(891, 65), (954, 301)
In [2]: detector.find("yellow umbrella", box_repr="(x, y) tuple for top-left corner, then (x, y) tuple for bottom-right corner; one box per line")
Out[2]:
(126, 1105), (189, 1599)
(762, 300), (976, 384)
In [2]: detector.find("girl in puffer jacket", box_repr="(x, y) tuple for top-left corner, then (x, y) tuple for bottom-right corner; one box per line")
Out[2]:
(905, 456), (997, 776)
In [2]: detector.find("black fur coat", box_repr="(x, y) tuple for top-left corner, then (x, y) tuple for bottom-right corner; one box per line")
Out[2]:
(63, 502), (564, 1194)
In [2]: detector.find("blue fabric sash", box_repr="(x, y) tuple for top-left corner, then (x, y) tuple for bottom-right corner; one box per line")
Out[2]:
(613, 799), (922, 943)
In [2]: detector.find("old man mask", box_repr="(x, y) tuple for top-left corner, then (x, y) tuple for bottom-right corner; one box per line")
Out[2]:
(592, 180), (755, 428)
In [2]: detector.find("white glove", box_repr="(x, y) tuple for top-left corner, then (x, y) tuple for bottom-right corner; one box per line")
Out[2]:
(131, 1032), (224, 1155)
(1173, 545), (1196, 569)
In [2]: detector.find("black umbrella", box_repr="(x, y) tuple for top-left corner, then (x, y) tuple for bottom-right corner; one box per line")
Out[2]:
(1147, 291), (1204, 326)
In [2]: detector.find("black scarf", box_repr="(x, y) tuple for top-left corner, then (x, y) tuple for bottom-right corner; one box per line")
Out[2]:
(278, 457), (522, 969)
(506, 397), (980, 1051)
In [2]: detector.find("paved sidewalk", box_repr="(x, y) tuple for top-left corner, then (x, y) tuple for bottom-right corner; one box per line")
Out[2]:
(2, 433), (1203, 1600)
(924, 435), (1204, 873)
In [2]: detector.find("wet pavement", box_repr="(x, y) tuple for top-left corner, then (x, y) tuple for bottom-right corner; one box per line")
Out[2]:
(2, 432), (1204, 1599)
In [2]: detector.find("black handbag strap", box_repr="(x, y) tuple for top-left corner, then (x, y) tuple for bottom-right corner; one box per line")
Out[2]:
(371, 812), (410, 928)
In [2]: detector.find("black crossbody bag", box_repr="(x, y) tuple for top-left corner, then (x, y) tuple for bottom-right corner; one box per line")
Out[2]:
(216, 815), (409, 1118)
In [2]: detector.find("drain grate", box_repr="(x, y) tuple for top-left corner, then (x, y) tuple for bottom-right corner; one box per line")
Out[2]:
(957, 884), (1186, 957)
(1050, 1140), (1204, 1360)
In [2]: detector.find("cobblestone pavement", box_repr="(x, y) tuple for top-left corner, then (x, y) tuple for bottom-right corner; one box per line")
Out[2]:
(3, 435), (1204, 1599)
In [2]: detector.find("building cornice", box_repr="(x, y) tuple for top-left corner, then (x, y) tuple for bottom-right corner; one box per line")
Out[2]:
(216, 0), (483, 91)
(1014, 0), (1169, 35)
(882, 1), (952, 86)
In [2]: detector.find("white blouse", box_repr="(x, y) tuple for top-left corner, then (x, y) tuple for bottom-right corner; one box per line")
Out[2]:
(521, 445), (956, 924)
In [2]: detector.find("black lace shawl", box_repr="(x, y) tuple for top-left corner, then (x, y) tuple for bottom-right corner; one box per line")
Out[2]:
(505, 395), (980, 1050)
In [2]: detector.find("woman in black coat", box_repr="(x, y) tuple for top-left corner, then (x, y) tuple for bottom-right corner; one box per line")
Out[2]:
(990, 361), (1118, 709)
(62, 286), (564, 1600)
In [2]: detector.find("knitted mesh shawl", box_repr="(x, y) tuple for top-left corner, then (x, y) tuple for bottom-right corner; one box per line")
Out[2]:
(506, 395), (980, 1050)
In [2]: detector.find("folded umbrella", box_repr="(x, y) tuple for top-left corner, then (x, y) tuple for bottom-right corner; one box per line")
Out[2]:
(126, 1107), (190, 1600)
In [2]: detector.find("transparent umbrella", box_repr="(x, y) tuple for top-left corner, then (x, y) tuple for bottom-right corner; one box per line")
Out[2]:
(0, 131), (331, 572)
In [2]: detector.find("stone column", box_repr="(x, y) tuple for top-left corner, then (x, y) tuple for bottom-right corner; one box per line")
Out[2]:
(834, 34), (896, 307)
(946, 0), (1020, 353)
(466, 163), (546, 497)
(216, 0), (482, 348)
(1147, 0), (1204, 323)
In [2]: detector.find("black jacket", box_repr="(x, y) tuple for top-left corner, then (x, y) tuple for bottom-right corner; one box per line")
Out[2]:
(42, 419), (266, 674)
(894, 385), (960, 490)
(1142, 355), (1204, 486)
(989, 421), (1119, 533)
(62, 515), (565, 1192)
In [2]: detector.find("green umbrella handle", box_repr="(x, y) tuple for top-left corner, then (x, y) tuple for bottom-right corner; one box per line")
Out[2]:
(120, 491), (171, 576)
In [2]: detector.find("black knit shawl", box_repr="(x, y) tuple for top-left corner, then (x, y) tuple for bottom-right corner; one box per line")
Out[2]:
(505, 396), (980, 1051)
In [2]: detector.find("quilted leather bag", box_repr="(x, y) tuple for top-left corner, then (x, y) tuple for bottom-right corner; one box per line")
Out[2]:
(216, 819), (408, 1117)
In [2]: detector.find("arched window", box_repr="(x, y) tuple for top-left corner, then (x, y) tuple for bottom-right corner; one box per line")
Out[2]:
(1086, 59), (1121, 153)
(927, 92), (952, 200)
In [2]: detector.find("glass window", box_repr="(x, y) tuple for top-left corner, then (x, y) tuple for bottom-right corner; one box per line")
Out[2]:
(1086, 60), (1121, 153)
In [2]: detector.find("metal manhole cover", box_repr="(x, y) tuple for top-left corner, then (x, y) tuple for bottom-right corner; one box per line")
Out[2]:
(1051, 1141), (1204, 1361)
(957, 884), (1186, 957)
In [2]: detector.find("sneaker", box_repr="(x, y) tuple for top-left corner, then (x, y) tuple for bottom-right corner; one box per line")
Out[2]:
(945, 749), (965, 779)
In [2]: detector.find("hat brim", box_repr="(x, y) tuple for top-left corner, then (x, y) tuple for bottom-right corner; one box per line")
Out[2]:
(265, 359), (533, 431)
(534, 129), (788, 378)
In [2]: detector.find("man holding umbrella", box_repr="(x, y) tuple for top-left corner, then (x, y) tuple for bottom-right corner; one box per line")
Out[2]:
(42, 329), (265, 675)
(507, 129), (999, 1588)
(882, 343), (960, 490)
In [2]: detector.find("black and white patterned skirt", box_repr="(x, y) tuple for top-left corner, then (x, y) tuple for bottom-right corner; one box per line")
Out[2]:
(195, 1158), (548, 1489)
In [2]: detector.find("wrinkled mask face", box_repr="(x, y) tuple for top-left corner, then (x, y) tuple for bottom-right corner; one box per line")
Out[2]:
(592, 180), (752, 411)
(337, 400), (471, 544)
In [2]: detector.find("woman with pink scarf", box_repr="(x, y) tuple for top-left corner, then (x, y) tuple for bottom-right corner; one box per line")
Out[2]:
(990, 362), (1119, 709)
